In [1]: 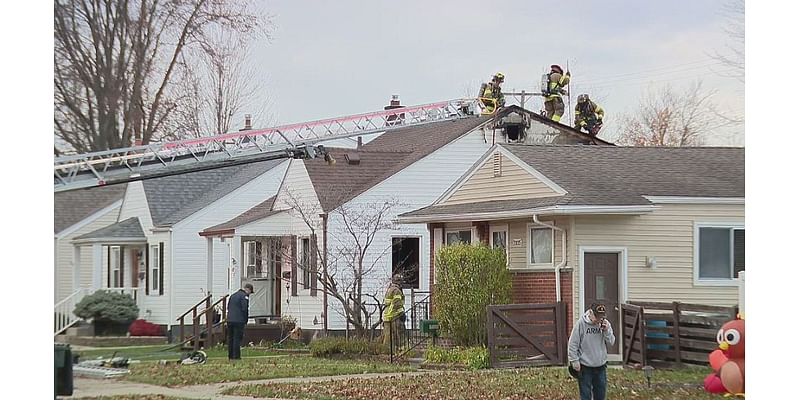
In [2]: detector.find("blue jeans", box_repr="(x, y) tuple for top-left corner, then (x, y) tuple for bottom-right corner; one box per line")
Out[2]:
(227, 322), (245, 359)
(577, 364), (607, 400)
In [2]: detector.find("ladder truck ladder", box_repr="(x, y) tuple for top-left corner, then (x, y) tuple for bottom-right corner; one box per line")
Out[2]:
(54, 98), (482, 192)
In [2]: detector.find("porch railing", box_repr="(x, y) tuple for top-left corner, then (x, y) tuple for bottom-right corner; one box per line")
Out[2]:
(54, 288), (87, 336)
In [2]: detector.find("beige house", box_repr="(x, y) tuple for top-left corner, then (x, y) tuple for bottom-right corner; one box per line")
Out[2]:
(397, 144), (744, 359)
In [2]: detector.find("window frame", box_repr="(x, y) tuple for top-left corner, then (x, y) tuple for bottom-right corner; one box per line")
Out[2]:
(525, 224), (555, 269)
(390, 235), (422, 289)
(244, 240), (257, 279)
(445, 227), (476, 246)
(489, 224), (510, 265)
(109, 245), (122, 288)
(694, 222), (745, 287)
(149, 244), (161, 295)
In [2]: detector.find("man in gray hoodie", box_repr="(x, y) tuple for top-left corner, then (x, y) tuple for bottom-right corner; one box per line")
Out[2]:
(568, 303), (615, 400)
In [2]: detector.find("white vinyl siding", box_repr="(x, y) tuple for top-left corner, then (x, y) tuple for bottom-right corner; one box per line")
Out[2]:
(441, 153), (561, 206)
(572, 203), (744, 311)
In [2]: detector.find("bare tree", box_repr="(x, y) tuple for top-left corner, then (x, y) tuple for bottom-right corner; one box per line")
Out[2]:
(711, 0), (745, 83)
(281, 188), (401, 338)
(54, 0), (269, 154)
(617, 81), (730, 147)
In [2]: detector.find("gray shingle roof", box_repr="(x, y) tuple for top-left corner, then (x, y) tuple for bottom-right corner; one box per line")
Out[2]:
(74, 217), (145, 240)
(502, 144), (744, 205)
(400, 145), (744, 218)
(202, 196), (279, 235)
(55, 185), (125, 234)
(403, 197), (564, 218)
(143, 158), (284, 227)
(306, 116), (490, 211)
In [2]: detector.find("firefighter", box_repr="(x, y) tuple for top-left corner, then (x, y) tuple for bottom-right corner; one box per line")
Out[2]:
(543, 64), (571, 122)
(382, 274), (405, 347)
(478, 73), (506, 115)
(574, 94), (605, 136)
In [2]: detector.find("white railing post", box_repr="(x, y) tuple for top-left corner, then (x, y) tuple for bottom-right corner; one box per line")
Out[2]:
(738, 271), (745, 316)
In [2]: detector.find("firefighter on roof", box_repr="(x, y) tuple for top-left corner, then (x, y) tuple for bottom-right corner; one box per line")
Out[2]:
(574, 94), (604, 136)
(478, 73), (506, 115)
(542, 64), (571, 122)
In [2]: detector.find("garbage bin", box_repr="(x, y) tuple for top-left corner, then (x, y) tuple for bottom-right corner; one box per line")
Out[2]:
(646, 320), (670, 351)
(55, 343), (73, 397)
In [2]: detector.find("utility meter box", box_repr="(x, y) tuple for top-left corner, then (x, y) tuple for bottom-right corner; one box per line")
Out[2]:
(420, 319), (439, 335)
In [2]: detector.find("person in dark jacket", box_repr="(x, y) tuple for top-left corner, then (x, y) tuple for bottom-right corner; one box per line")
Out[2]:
(227, 283), (253, 360)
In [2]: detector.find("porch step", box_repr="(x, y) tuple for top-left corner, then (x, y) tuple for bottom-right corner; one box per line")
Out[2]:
(66, 324), (93, 337)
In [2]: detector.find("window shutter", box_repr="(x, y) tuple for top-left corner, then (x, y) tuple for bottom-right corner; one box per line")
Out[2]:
(310, 234), (318, 296)
(145, 245), (150, 295)
(291, 236), (298, 296)
(159, 242), (165, 295)
(107, 246), (111, 288)
(120, 246), (125, 288)
(256, 241), (263, 277)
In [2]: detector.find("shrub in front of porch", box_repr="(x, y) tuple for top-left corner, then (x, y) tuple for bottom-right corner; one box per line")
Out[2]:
(434, 244), (511, 346)
(74, 290), (139, 336)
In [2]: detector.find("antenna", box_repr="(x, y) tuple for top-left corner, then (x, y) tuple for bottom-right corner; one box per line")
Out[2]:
(566, 58), (573, 127)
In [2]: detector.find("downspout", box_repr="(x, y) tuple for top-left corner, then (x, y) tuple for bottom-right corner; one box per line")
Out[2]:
(321, 213), (329, 334)
(532, 215), (566, 303)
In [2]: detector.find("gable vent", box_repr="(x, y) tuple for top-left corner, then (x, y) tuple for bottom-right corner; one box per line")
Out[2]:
(493, 152), (502, 177)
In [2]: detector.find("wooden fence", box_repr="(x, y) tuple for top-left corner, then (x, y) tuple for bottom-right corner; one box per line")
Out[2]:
(624, 301), (737, 367)
(487, 303), (567, 368)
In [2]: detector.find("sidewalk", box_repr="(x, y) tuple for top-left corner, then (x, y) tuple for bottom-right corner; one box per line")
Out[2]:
(63, 371), (440, 399)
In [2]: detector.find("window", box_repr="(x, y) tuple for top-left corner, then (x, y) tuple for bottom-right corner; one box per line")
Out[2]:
(528, 227), (554, 265)
(244, 241), (266, 278)
(446, 230), (472, 245)
(301, 238), (311, 289)
(150, 245), (160, 293)
(490, 225), (509, 264)
(392, 237), (420, 289)
(696, 225), (745, 283)
(110, 246), (121, 287)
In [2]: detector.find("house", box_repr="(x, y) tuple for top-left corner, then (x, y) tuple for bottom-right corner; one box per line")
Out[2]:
(66, 158), (289, 329)
(396, 143), (744, 360)
(199, 105), (608, 332)
(55, 185), (126, 304)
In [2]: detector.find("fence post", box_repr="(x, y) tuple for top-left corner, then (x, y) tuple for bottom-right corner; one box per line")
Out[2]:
(671, 301), (682, 365)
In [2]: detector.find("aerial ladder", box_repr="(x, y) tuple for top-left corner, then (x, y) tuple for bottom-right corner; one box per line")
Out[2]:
(54, 98), (483, 192)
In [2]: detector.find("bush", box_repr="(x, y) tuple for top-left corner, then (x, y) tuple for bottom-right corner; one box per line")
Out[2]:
(424, 346), (490, 370)
(434, 244), (511, 346)
(310, 337), (388, 358)
(128, 319), (164, 336)
(74, 290), (139, 323)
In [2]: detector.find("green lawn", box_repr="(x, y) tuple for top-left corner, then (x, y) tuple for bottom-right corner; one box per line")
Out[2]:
(224, 365), (718, 400)
(125, 356), (414, 386)
(75, 344), (297, 362)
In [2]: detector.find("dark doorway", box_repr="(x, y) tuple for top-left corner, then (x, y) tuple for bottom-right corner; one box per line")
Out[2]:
(392, 237), (420, 289)
(584, 252), (620, 354)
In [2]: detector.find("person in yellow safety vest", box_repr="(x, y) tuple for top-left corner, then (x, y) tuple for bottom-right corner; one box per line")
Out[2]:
(382, 273), (405, 347)
(574, 94), (605, 136)
(478, 73), (506, 115)
(543, 64), (571, 122)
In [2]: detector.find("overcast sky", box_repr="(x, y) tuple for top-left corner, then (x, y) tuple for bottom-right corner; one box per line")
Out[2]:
(246, 0), (744, 145)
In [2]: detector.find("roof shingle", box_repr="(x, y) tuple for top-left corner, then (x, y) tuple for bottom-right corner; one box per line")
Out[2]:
(74, 217), (145, 240)
(55, 185), (125, 234)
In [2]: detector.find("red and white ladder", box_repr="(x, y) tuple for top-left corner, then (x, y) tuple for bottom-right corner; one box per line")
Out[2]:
(54, 98), (481, 192)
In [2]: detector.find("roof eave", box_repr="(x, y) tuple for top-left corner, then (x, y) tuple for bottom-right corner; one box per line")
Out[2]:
(72, 237), (148, 245)
(396, 204), (659, 224)
(199, 228), (235, 238)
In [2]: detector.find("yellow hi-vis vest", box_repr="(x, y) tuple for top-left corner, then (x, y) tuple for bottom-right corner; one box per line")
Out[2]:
(382, 285), (405, 321)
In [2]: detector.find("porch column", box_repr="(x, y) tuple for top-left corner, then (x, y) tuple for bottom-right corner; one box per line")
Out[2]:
(231, 236), (242, 293)
(92, 243), (103, 290)
(206, 237), (214, 296)
(72, 245), (81, 292)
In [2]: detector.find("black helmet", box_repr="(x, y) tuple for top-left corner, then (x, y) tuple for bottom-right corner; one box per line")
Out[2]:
(577, 94), (590, 103)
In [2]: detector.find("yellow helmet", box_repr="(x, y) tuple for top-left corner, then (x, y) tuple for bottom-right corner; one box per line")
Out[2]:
(493, 72), (505, 82)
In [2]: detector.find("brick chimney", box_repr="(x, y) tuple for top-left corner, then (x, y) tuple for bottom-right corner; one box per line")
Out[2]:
(385, 95), (405, 126)
(240, 114), (253, 131)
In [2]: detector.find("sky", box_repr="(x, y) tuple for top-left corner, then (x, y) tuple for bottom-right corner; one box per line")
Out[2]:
(247, 0), (745, 146)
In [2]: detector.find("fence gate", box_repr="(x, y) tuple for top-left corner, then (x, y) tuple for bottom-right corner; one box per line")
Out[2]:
(487, 303), (566, 368)
(621, 303), (647, 366)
